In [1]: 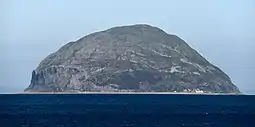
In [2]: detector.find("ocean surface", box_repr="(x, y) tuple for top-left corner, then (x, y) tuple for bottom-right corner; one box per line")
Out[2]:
(0, 94), (254, 127)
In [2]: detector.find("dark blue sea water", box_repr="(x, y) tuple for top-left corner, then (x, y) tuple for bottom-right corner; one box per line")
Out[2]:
(0, 94), (254, 127)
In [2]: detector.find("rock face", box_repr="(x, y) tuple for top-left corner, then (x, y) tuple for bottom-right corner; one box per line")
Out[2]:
(25, 24), (240, 93)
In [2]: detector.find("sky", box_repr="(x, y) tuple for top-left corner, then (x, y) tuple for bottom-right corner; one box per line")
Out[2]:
(1, 0), (254, 94)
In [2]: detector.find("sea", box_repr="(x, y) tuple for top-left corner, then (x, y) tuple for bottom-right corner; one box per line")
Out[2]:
(0, 94), (254, 127)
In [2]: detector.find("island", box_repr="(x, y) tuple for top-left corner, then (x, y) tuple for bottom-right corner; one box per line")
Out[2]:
(24, 24), (240, 94)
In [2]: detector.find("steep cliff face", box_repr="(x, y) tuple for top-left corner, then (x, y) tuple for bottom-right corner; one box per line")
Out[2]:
(25, 24), (240, 93)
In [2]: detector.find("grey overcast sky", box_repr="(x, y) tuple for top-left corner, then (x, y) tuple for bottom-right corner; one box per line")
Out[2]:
(1, 0), (254, 94)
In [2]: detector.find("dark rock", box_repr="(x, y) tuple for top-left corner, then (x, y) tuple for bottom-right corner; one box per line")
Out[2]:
(24, 24), (240, 93)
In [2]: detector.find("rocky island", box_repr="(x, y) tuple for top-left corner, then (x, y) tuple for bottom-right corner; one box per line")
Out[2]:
(25, 24), (240, 93)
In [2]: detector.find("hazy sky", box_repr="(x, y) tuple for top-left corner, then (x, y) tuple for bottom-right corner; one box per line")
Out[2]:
(1, 0), (254, 94)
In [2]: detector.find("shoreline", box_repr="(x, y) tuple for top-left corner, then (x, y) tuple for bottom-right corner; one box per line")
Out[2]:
(3, 92), (244, 95)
